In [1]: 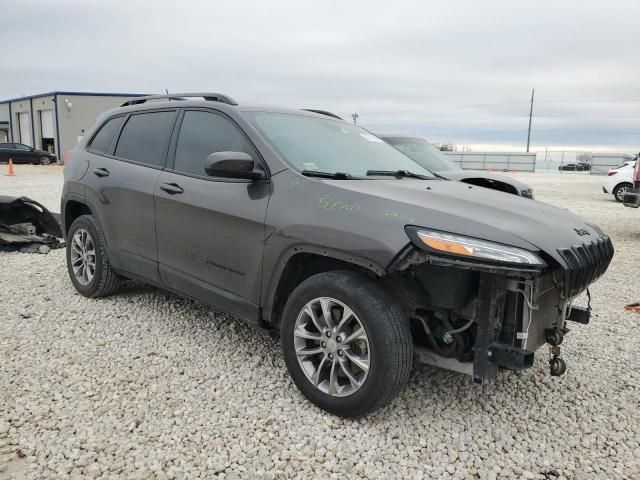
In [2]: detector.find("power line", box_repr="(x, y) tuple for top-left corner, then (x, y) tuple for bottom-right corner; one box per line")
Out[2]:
(356, 97), (640, 117)
(358, 100), (528, 116)
(527, 88), (535, 152)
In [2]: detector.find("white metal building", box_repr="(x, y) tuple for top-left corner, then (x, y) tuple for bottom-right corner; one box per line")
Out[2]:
(0, 91), (146, 160)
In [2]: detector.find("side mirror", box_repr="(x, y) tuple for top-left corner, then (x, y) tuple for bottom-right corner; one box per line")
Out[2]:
(204, 152), (265, 180)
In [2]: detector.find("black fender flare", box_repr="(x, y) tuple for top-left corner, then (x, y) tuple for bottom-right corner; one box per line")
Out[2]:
(261, 244), (386, 324)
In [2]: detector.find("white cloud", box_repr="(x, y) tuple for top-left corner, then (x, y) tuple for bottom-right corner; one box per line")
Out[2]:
(1, 0), (638, 151)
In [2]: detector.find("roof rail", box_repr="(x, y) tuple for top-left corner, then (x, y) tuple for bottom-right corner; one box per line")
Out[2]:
(121, 93), (238, 107)
(302, 109), (343, 120)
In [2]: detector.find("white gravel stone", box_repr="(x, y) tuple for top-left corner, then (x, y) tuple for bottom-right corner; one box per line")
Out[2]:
(1, 165), (639, 480)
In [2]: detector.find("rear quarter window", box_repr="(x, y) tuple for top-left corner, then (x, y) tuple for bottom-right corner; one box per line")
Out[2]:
(88, 116), (125, 154)
(114, 111), (177, 167)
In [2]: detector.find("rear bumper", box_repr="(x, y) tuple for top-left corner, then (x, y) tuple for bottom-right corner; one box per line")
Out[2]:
(623, 188), (640, 208)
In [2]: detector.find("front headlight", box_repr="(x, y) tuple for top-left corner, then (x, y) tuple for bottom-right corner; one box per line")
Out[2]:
(406, 228), (545, 266)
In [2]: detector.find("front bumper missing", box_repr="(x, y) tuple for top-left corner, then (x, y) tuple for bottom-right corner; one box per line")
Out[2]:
(413, 270), (571, 383)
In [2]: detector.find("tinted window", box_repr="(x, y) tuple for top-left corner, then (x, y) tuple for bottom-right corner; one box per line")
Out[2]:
(0, 143), (11, 149)
(173, 111), (257, 176)
(89, 116), (125, 154)
(115, 111), (176, 167)
(14, 144), (30, 151)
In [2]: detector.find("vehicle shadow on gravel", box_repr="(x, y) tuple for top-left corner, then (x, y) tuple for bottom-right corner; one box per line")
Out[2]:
(111, 279), (544, 420)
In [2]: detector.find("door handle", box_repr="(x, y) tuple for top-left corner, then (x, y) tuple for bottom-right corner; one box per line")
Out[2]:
(159, 182), (184, 195)
(92, 167), (109, 177)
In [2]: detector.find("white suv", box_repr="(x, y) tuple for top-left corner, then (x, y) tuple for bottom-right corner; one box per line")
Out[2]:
(602, 160), (636, 202)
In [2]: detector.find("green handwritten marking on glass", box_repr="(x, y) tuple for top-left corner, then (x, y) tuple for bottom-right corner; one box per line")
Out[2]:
(318, 194), (360, 212)
(384, 209), (415, 223)
(289, 177), (308, 190)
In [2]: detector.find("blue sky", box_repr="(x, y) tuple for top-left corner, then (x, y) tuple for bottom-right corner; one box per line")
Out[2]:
(1, 0), (638, 152)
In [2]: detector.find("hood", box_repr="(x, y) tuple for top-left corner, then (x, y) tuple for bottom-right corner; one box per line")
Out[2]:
(323, 177), (605, 266)
(438, 170), (531, 193)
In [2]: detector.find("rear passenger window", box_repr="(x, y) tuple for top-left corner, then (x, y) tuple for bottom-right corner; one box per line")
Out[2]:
(114, 111), (176, 167)
(88, 116), (125, 154)
(173, 111), (257, 176)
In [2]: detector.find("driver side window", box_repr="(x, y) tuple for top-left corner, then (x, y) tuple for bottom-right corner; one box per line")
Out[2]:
(173, 110), (257, 177)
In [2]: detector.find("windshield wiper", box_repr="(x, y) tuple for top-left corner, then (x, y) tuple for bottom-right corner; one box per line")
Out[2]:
(366, 169), (435, 180)
(301, 170), (354, 179)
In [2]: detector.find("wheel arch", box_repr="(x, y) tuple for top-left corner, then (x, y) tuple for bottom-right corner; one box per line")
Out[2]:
(614, 181), (633, 191)
(264, 246), (385, 330)
(63, 199), (93, 235)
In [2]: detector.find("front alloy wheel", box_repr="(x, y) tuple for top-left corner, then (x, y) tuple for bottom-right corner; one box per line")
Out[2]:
(281, 270), (413, 417)
(40, 156), (51, 165)
(294, 297), (370, 397)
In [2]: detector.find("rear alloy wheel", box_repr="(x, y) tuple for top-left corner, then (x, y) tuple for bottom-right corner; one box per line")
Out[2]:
(70, 228), (96, 285)
(39, 156), (52, 165)
(281, 270), (413, 417)
(613, 183), (633, 203)
(66, 214), (120, 297)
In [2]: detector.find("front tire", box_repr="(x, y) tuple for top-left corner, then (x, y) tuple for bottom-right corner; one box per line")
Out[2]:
(39, 155), (52, 165)
(281, 270), (413, 417)
(613, 183), (633, 203)
(66, 214), (120, 297)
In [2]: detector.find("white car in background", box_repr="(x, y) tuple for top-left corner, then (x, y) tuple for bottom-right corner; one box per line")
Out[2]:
(602, 160), (637, 202)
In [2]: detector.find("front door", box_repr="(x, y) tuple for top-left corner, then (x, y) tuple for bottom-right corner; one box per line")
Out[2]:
(155, 109), (270, 323)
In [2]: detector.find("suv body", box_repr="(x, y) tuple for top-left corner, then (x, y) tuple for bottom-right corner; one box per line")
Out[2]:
(377, 134), (534, 198)
(0, 142), (57, 165)
(62, 94), (614, 416)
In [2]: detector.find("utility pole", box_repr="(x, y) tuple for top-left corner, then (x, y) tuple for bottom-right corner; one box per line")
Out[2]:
(351, 112), (359, 125)
(526, 88), (535, 152)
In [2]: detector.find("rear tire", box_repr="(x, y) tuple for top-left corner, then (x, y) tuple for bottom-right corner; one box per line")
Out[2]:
(66, 214), (120, 298)
(280, 270), (413, 417)
(613, 183), (633, 203)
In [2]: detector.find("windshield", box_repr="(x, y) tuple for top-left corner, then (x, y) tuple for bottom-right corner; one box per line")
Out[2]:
(383, 137), (460, 173)
(245, 112), (435, 178)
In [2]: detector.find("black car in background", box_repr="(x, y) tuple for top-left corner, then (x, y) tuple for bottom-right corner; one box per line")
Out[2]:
(558, 162), (590, 171)
(0, 143), (57, 165)
(378, 135), (534, 198)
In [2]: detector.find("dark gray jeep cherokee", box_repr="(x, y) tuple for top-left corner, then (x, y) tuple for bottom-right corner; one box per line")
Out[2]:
(62, 93), (614, 417)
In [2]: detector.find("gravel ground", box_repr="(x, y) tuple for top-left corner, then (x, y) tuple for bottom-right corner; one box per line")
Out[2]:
(1, 165), (639, 479)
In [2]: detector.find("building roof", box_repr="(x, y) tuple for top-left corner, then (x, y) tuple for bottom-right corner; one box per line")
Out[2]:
(0, 91), (148, 104)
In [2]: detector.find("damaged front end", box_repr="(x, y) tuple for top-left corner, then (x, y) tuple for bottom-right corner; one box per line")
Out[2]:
(387, 226), (614, 382)
(0, 196), (63, 252)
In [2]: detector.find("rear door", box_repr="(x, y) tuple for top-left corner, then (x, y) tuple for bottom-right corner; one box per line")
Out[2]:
(155, 109), (270, 323)
(84, 110), (178, 282)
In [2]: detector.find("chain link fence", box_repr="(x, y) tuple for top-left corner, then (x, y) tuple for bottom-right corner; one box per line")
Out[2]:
(443, 151), (636, 175)
(443, 152), (536, 172)
(538, 151), (635, 175)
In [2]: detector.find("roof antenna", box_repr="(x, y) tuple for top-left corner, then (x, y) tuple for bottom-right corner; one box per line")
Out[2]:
(165, 89), (169, 94)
